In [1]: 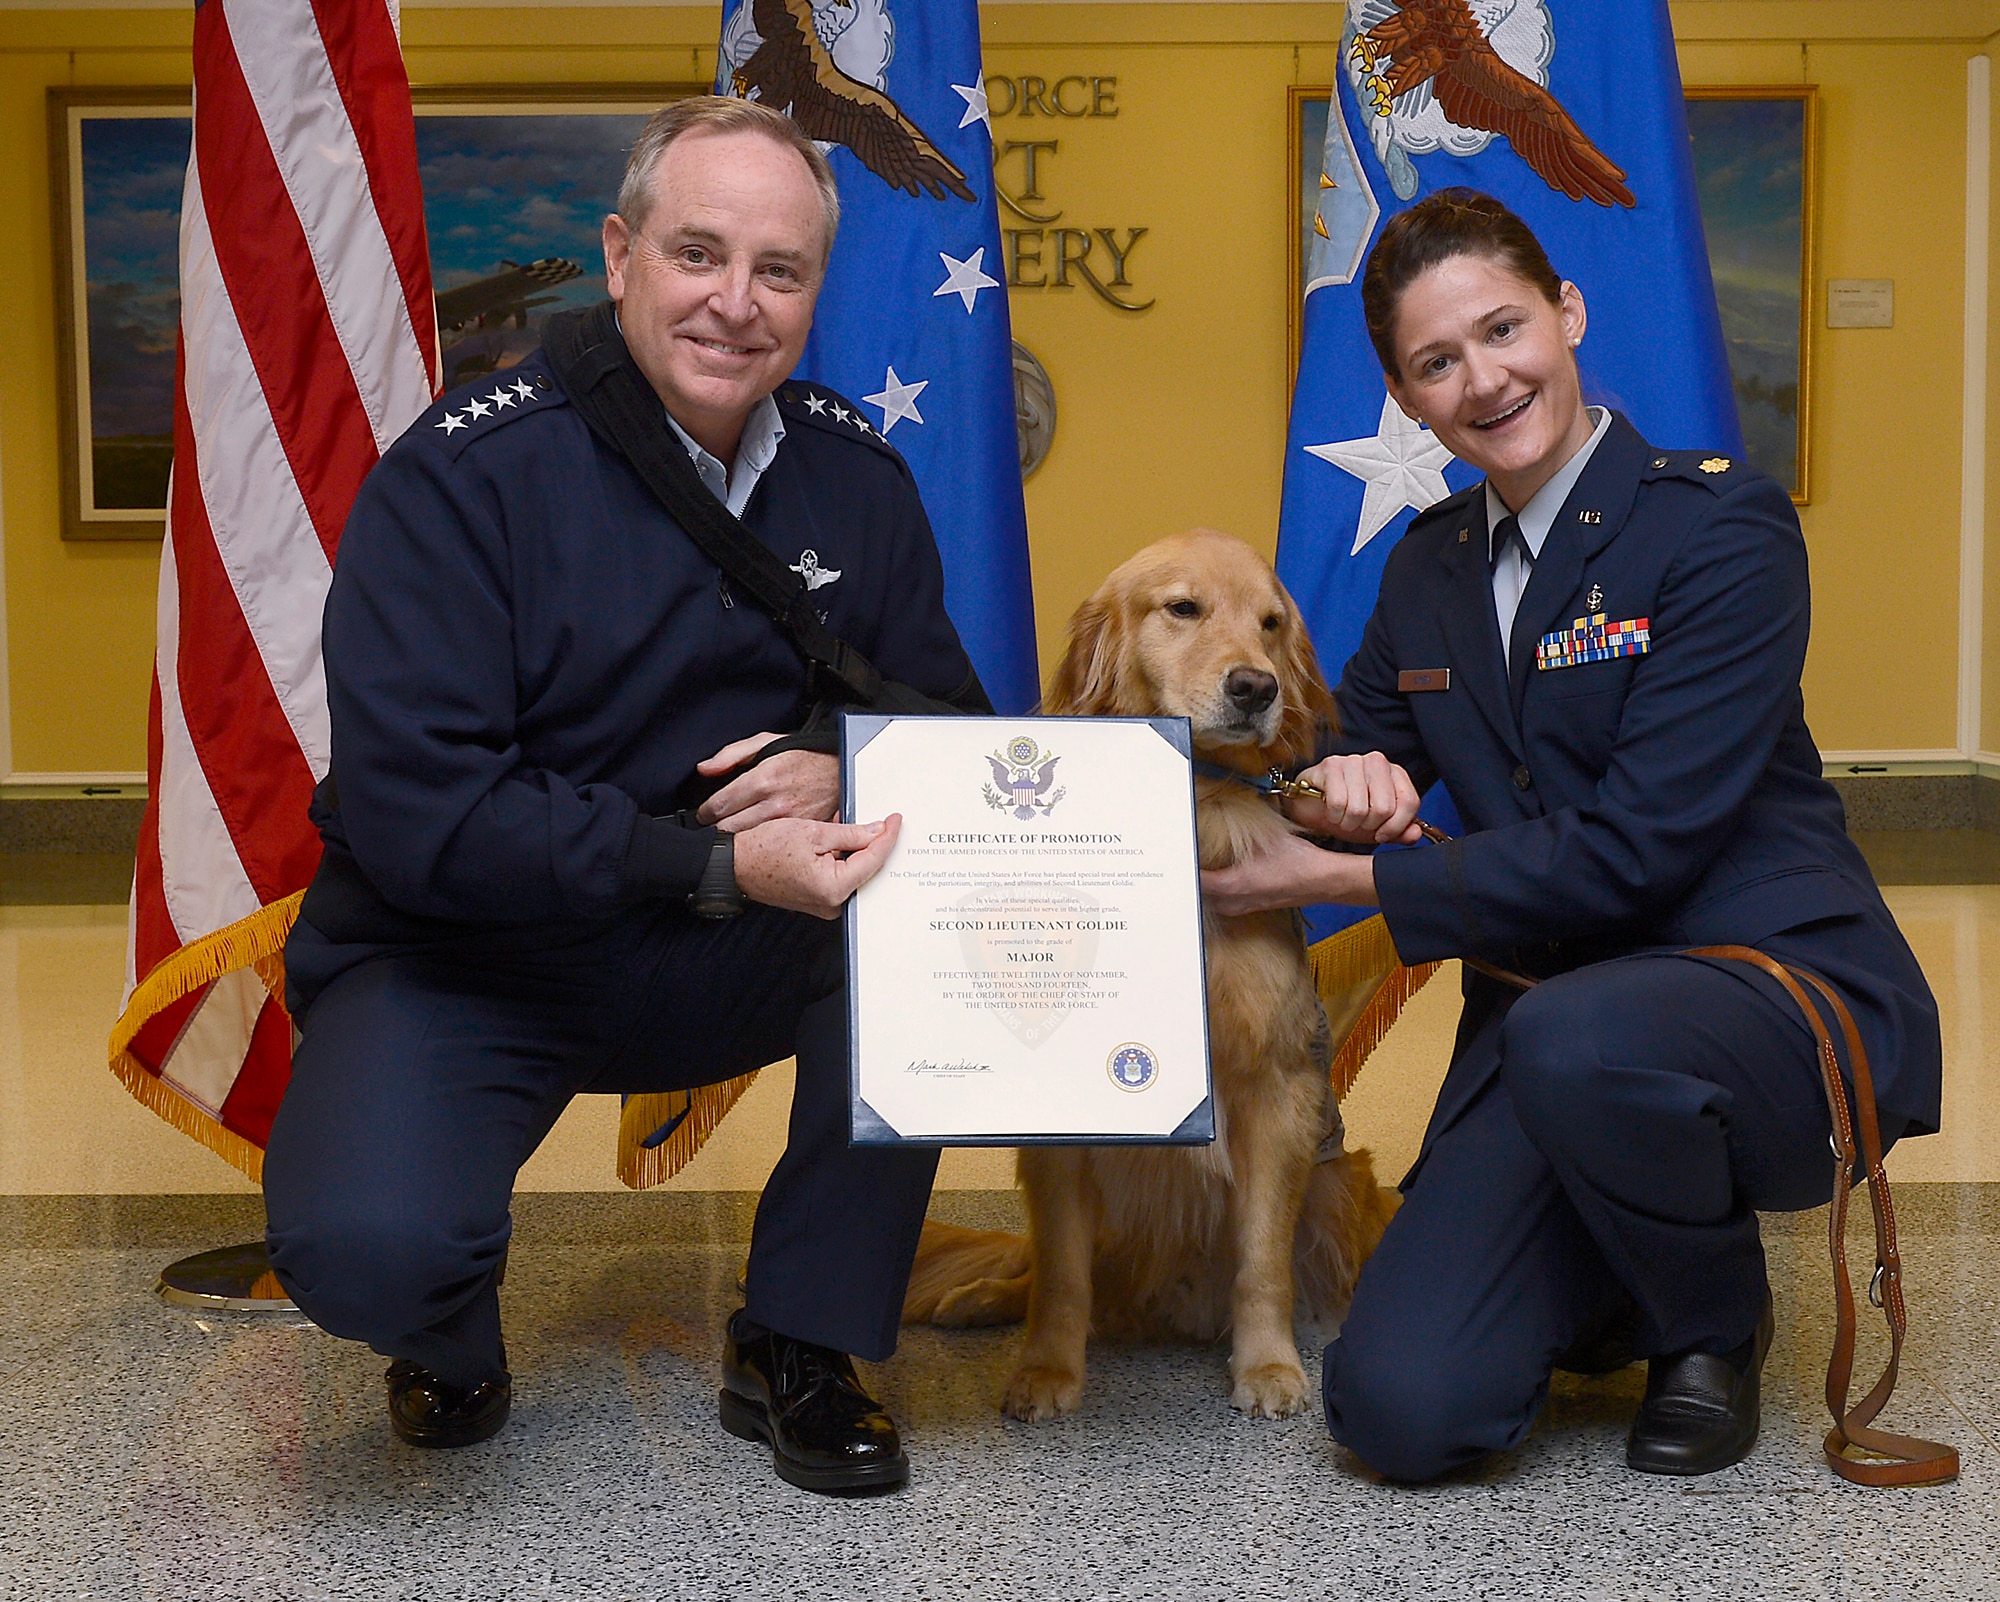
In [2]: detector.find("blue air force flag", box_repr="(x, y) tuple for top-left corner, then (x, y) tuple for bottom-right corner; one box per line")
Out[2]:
(717, 0), (1038, 714)
(1278, 0), (1739, 950)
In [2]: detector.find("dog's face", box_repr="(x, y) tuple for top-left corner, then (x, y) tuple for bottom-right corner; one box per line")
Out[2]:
(1044, 530), (1333, 767)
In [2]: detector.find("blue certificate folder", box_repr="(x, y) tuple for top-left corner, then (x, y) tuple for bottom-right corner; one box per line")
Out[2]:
(840, 713), (1215, 1147)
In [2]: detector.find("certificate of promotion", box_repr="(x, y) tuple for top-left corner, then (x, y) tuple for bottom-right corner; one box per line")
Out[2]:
(842, 714), (1213, 1145)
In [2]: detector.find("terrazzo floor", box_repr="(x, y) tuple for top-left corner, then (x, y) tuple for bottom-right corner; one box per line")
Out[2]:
(0, 1189), (1993, 1602)
(4, 844), (1998, 1598)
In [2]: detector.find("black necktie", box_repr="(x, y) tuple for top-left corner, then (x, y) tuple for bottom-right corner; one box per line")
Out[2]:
(1489, 514), (1529, 575)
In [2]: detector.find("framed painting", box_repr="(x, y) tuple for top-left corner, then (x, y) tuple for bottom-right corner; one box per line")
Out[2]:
(1287, 85), (1816, 500)
(1286, 86), (1333, 388)
(1683, 86), (1816, 504)
(48, 83), (700, 540)
(49, 87), (190, 540)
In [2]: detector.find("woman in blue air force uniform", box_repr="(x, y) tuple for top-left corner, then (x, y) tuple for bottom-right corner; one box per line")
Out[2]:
(1203, 190), (1940, 1482)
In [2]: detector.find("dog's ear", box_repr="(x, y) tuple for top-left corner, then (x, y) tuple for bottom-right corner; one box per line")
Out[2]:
(1273, 579), (1338, 765)
(1042, 590), (1125, 715)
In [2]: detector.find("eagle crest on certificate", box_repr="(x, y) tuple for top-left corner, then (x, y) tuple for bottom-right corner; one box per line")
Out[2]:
(984, 735), (1067, 820)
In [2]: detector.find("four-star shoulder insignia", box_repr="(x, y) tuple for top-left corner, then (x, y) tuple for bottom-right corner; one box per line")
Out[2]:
(777, 383), (903, 462)
(428, 368), (560, 456)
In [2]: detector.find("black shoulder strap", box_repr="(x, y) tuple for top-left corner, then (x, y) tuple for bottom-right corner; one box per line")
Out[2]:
(542, 301), (885, 706)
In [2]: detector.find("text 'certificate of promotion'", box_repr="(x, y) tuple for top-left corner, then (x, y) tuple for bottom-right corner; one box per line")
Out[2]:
(842, 715), (1213, 1145)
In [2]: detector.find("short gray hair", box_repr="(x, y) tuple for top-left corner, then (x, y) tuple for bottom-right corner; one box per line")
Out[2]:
(616, 95), (840, 253)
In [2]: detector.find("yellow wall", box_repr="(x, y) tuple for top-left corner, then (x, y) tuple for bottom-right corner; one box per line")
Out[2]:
(2, 2), (1997, 772)
(0, 11), (190, 775)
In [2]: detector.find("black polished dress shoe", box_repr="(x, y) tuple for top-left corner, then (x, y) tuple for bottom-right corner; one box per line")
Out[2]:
(719, 1315), (909, 1493)
(1626, 1297), (1774, 1476)
(385, 1359), (512, 1449)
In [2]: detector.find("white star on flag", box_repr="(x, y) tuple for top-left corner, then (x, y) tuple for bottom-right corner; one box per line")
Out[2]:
(863, 366), (928, 434)
(1304, 395), (1457, 555)
(952, 80), (990, 133)
(934, 248), (999, 313)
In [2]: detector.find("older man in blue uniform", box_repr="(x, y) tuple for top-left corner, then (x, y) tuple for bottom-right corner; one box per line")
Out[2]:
(263, 97), (984, 1494)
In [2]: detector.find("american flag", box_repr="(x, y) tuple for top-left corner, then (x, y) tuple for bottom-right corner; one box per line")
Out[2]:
(108, 0), (437, 1177)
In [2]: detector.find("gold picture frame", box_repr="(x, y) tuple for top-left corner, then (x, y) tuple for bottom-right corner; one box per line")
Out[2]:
(1683, 85), (1818, 505)
(48, 82), (701, 541)
(1286, 85), (1332, 396)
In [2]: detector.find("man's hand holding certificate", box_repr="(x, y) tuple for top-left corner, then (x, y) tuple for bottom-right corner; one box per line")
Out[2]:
(842, 715), (1214, 1144)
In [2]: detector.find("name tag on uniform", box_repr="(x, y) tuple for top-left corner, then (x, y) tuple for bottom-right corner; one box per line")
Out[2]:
(1536, 614), (1651, 671)
(1397, 668), (1451, 693)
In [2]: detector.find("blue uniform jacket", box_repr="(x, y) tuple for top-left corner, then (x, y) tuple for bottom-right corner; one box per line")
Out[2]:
(295, 352), (976, 965)
(1334, 412), (1941, 1141)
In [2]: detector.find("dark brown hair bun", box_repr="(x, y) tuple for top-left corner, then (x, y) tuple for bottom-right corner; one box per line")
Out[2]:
(1361, 188), (1563, 376)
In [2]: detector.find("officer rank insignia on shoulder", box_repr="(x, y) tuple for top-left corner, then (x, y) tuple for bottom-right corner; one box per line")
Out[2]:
(1536, 613), (1651, 671)
(778, 383), (899, 459)
(427, 370), (560, 454)
(1645, 450), (1745, 489)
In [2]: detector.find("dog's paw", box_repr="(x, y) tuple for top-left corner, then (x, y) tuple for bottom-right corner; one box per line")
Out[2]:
(934, 1275), (1029, 1328)
(1230, 1360), (1310, 1419)
(1001, 1364), (1083, 1422)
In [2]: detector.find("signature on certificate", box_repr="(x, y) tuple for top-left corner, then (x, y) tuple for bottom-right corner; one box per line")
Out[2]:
(906, 1059), (996, 1077)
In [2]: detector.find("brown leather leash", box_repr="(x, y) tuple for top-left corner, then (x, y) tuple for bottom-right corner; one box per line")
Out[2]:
(1403, 821), (1958, 1485)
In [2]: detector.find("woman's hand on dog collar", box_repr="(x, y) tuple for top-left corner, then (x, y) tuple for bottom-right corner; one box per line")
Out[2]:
(1200, 831), (1378, 917)
(1283, 753), (1422, 846)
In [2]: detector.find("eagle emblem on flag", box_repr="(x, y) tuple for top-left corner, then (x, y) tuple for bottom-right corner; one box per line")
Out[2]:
(720, 0), (975, 201)
(1345, 0), (1634, 207)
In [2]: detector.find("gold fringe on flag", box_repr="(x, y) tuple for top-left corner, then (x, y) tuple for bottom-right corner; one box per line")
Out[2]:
(1308, 912), (1443, 1101)
(617, 1071), (762, 1190)
(106, 890), (305, 1186)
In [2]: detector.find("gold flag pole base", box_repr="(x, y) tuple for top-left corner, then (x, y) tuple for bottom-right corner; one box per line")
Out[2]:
(156, 1240), (298, 1313)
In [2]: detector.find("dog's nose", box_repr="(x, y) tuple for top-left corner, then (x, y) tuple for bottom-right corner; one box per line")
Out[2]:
(1224, 668), (1279, 717)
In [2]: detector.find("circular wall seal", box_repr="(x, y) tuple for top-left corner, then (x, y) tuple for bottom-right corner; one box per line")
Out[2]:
(1107, 1042), (1158, 1093)
(1012, 340), (1056, 480)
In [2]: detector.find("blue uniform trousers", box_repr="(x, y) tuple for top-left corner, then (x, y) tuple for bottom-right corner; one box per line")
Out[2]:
(263, 903), (938, 1390)
(1323, 952), (1850, 1482)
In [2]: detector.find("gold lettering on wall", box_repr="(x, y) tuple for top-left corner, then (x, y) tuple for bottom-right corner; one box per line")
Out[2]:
(986, 75), (1150, 312)
(983, 75), (1120, 118)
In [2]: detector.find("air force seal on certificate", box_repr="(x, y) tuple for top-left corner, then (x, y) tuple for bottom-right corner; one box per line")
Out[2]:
(1108, 1043), (1159, 1093)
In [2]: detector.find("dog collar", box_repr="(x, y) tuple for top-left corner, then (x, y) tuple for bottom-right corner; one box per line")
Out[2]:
(1190, 759), (1322, 802)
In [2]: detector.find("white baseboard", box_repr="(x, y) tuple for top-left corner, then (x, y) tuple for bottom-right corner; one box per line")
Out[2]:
(1819, 750), (1969, 774)
(0, 773), (147, 799)
(1818, 750), (2000, 781)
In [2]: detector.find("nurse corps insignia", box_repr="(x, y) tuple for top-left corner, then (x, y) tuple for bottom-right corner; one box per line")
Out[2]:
(1107, 1043), (1159, 1092)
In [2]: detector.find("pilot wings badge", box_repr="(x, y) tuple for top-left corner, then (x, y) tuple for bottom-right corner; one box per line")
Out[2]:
(719, 0), (975, 202)
(1343, 0), (1633, 207)
(790, 550), (842, 591)
(983, 736), (1066, 821)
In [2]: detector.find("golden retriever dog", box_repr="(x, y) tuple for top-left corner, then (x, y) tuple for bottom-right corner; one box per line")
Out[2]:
(904, 529), (1400, 1420)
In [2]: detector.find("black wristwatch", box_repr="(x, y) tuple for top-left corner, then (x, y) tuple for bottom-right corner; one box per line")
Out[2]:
(688, 832), (747, 919)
